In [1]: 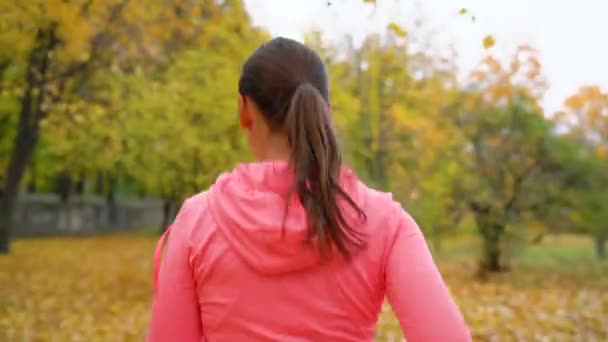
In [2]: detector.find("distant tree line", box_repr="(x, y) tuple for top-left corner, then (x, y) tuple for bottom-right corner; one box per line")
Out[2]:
(1, 1), (606, 274)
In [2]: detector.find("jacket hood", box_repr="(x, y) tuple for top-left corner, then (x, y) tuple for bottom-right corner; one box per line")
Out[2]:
(207, 161), (363, 275)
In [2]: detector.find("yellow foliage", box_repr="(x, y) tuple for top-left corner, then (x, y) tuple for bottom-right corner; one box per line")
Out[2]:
(565, 94), (585, 110)
(1, 236), (607, 341)
(482, 35), (496, 49)
(387, 23), (407, 38)
(560, 85), (608, 145)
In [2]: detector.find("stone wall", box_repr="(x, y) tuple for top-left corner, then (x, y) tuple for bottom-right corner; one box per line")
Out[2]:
(13, 194), (164, 237)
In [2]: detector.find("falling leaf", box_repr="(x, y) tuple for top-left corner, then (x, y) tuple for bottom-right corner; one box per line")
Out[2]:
(459, 8), (468, 15)
(483, 35), (496, 49)
(387, 22), (407, 38)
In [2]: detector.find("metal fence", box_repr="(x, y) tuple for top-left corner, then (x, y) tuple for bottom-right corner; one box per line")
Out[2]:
(13, 194), (164, 237)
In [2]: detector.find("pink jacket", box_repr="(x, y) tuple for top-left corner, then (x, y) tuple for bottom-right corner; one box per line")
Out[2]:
(148, 161), (470, 341)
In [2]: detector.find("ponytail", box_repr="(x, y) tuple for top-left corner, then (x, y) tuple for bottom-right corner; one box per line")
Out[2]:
(285, 83), (366, 259)
(238, 37), (366, 258)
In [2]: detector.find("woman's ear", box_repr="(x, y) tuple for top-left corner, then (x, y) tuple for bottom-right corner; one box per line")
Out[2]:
(238, 95), (252, 129)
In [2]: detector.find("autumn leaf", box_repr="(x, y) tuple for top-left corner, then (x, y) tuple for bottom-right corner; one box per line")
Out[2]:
(387, 22), (407, 37)
(0, 235), (606, 341)
(459, 8), (468, 15)
(483, 35), (496, 49)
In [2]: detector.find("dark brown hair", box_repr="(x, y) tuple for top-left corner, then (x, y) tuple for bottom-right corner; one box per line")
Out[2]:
(238, 37), (366, 258)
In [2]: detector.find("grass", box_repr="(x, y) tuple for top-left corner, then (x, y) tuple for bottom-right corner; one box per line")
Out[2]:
(0, 233), (606, 341)
(433, 233), (603, 266)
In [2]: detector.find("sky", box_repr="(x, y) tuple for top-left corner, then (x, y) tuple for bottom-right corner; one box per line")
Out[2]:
(243, 0), (608, 115)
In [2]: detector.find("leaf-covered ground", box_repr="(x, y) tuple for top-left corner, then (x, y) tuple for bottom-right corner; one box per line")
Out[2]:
(1, 235), (606, 341)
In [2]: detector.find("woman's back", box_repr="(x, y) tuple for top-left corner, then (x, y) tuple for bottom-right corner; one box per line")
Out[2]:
(148, 161), (470, 341)
(148, 36), (469, 341)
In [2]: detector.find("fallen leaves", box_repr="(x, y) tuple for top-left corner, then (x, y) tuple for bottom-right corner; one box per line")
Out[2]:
(0, 236), (606, 341)
(0, 236), (154, 342)
(379, 262), (608, 341)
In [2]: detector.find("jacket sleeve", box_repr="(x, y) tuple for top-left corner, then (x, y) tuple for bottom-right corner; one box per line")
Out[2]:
(148, 201), (203, 342)
(385, 211), (471, 342)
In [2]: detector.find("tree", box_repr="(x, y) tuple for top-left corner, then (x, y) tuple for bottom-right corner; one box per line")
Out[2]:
(0, 0), (231, 253)
(309, 25), (465, 248)
(448, 46), (572, 273)
(319, 28), (453, 189)
(119, 0), (268, 232)
(0, 0), (139, 252)
(556, 86), (608, 258)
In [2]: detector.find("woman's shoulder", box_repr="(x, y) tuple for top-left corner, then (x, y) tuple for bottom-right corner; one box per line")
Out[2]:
(354, 181), (418, 241)
(354, 180), (402, 215)
(169, 191), (211, 240)
(181, 191), (209, 211)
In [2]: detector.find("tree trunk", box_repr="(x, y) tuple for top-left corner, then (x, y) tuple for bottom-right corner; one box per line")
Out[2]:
(106, 175), (118, 227)
(74, 172), (85, 195)
(479, 223), (506, 273)
(26, 180), (37, 193)
(159, 197), (178, 234)
(0, 103), (41, 253)
(55, 172), (73, 231)
(373, 61), (391, 191)
(95, 171), (104, 196)
(160, 199), (172, 234)
(0, 112), (41, 252)
(483, 243), (502, 272)
(596, 231), (606, 259)
(27, 160), (37, 193)
(0, 27), (57, 254)
(56, 172), (72, 203)
(353, 51), (374, 185)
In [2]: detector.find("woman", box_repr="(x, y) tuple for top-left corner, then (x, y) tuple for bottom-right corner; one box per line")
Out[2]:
(148, 37), (470, 341)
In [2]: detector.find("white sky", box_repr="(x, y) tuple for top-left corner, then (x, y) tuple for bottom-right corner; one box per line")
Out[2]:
(243, 0), (608, 115)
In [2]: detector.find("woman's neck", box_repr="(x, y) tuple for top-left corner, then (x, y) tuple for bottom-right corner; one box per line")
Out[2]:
(258, 134), (291, 162)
